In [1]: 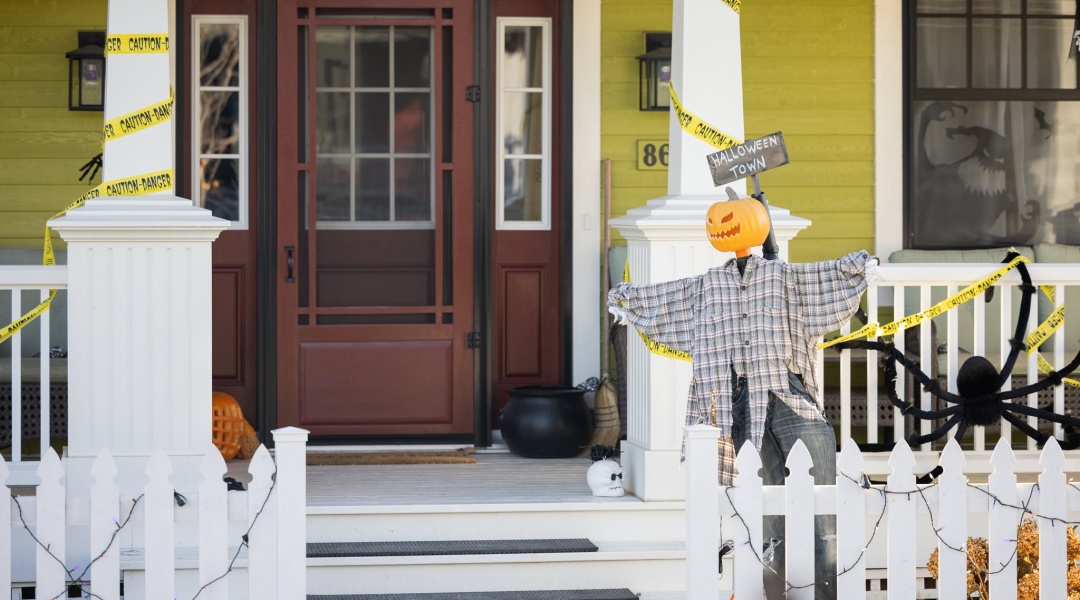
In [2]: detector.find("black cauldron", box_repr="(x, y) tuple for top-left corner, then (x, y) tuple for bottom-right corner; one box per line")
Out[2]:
(500, 385), (593, 458)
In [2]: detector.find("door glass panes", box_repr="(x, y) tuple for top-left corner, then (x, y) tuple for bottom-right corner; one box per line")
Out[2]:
(193, 17), (247, 227)
(496, 19), (550, 230)
(314, 25), (434, 228)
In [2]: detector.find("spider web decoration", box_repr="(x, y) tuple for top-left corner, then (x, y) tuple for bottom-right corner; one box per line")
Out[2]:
(835, 252), (1080, 448)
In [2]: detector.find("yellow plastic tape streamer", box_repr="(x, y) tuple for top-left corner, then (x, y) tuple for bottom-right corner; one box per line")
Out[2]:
(668, 82), (742, 152)
(622, 261), (693, 362)
(819, 254), (1031, 349)
(721, 0), (742, 14)
(103, 88), (174, 145)
(0, 168), (174, 345)
(105, 34), (170, 55)
(1036, 354), (1080, 388)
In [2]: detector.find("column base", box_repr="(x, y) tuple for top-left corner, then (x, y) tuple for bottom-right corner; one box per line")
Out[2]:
(621, 440), (686, 501)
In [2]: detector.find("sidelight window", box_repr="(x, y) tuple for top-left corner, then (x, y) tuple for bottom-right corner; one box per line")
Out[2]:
(192, 16), (247, 228)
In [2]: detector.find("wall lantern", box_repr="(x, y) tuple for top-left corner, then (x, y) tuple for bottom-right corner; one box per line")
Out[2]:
(66, 31), (106, 111)
(636, 32), (672, 111)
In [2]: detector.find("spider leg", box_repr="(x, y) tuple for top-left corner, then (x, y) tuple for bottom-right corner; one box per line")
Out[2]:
(998, 347), (1080, 401)
(997, 254), (1036, 387)
(908, 412), (966, 447)
(953, 418), (970, 442)
(1001, 412), (1053, 447)
(1006, 401), (1080, 429)
(833, 340), (964, 405)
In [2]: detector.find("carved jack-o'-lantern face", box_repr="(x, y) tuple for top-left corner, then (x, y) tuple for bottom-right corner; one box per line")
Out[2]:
(705, 198), (770, 257)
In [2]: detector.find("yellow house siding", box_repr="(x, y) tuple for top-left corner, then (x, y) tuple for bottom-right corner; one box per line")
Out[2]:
(600, 1), (673, 244)
(0, 1), (108, 249)
(601, 0), (876, 263)
(742, 0), (875, 262)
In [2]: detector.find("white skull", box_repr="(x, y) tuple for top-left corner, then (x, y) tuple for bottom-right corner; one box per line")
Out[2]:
(587, 458), (625, 497)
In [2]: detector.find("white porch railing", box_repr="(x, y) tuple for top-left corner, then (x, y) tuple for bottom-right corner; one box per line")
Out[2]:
(821, 262), (1080, 459)
(1, 427), (307, 599)
(0, 265), (67, 468)
(686, 425), (1080, 600)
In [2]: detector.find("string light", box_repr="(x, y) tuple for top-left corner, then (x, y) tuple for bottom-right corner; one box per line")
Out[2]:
(718, 470), (1072, 595)
(14, 468), (277, 600)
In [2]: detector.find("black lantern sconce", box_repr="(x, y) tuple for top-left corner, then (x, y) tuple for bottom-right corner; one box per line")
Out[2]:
(66, 31), (106, 111)
(636, 32), (672, 111)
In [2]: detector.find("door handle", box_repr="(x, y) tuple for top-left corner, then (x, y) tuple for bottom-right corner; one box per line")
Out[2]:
(285, 245), (296, 283)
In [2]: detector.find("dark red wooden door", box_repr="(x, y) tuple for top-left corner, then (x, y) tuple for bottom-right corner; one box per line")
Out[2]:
(276, 0), (476, 437)
(489, 0), (563, 425)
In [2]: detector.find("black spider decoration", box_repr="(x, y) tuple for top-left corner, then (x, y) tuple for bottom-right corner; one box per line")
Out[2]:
(836, 251), (1080, 449)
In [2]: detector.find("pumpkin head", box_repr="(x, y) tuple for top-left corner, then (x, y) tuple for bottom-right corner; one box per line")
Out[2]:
(705, 198), (770, 257)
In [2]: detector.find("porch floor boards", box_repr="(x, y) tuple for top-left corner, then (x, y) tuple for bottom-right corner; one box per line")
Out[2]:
(225, 449), (647, 508)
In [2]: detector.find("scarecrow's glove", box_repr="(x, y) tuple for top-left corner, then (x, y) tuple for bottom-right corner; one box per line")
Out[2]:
(608, 304), (630, 326)
(864, 257), (883, 287)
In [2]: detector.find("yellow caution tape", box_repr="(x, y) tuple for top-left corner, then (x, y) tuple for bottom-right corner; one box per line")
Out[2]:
(1028, 303), (1064, 356)
(105, 34), (170, 55)
(1036, 353), (1080, 389)
(721, 0), (742, 14)
(668, 82), (742, 152)
(622, 262), (693, 362)
(2, 41), (176, 343)
(103, 88), (174, 145)
(819, 254), (1031, 349)
(0, 167), (175, 346)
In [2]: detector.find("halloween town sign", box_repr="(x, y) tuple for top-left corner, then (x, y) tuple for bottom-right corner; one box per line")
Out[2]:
(705, 131), (789, 187)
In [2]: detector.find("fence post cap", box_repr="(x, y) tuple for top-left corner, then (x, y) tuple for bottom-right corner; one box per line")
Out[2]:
(685, 424), (721, 439)
(272, 426), (310, 442)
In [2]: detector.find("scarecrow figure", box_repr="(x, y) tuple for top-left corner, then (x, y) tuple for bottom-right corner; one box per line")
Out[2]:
(608, 196), (879, 599)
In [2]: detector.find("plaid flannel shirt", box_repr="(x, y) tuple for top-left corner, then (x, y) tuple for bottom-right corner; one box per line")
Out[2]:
(608, 251), (872, 484)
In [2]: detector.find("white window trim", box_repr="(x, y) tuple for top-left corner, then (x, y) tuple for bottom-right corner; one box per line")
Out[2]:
(874, 0), (904, 262)
(192, 15), (249, 230)
(495, 17), (553, 231)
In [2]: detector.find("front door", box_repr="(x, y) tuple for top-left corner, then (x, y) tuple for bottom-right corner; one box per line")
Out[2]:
(276, 1), (476, 438)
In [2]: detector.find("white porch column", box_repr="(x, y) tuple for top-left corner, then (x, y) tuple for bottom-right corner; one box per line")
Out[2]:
(611, 0), (810, 501)
(50, 0), (228, 493)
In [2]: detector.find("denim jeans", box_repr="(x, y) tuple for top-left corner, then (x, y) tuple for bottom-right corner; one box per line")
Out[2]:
(731, 371), (837, 600)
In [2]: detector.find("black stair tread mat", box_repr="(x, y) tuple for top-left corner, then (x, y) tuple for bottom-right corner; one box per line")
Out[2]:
(308, 589), (638, 600)
(308, 538), (599, 558)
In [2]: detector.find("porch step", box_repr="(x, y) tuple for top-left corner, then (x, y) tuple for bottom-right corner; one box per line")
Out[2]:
(308, 538), (598, 558)
(305, 541), (685, 596)
(308, 589), (638, 600)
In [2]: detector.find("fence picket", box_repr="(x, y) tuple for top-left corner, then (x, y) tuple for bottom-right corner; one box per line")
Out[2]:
(988, 437), (1018, 600)
(784, 440), (815, 598)
(36, 448), (65, 599)
(198, 444), (228, 600)
(732, 440), (764, 599)
(1039, 438), (1067, 598)
(835, 444), (866, 598)
(684, 426), (719, 600)
(248, 445), (278, 600)
(936, 439), (968, 598)
(886, 441), (917, 599)
(90, 449), (120, 600)
(145, 448), (175, 600)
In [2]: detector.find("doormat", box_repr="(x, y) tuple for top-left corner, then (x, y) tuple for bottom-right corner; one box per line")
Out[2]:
(306, 451), (476, 465)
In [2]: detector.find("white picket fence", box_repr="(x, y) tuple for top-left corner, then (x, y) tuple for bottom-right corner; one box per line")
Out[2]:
(0, 427), (307, 600)
(686, 425), (1080, 600)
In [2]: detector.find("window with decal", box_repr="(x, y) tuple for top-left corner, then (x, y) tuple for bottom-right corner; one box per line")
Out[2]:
(907, 0), (1080, 249)
(192, 16), (247, 228)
